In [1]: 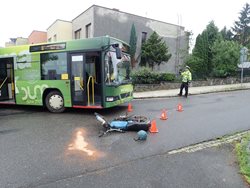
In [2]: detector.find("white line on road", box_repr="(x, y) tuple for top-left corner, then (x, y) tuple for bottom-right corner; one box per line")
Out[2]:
(168, 130), (250, 155)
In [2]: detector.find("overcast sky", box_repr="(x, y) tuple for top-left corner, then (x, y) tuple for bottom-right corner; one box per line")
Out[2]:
(0, 0), (248, 47)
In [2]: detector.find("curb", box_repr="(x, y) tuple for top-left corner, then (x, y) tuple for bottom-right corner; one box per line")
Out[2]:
(133, 84), (250, 99)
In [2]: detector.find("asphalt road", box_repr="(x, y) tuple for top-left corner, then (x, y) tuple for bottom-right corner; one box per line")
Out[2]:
(37, 144), (246, 188)
(0, 90), (250, 188)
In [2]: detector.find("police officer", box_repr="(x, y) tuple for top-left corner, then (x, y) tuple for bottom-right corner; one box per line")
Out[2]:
(178, 66), (192, 97)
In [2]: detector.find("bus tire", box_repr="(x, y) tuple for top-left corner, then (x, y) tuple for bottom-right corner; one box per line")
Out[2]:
(45, 91), (65, 113)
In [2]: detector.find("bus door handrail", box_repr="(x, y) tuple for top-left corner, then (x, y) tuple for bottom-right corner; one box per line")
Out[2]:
(0, 77), (8, 90)
(87, 76), (95, 106)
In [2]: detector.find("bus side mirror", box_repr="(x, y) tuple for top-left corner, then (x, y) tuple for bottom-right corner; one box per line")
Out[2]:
(112, 44), (122, 59)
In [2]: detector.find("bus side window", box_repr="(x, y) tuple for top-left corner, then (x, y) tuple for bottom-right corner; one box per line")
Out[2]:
(41, 52), (67, 80)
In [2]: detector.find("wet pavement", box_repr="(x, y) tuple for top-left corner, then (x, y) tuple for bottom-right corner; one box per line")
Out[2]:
(37, 144), (247, 188)
(1, 90), (250, 187)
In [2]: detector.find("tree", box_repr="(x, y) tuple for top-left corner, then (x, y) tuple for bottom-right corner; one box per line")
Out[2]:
(206, 21), (223, 74)
(185, 54), (205, 79)
(211, 40), (241, 77)
(141, 31), (172, 70)
(220, 26), (234, 41)
(129, 24), (137, 68)
(192, 33), (209, 77)
(190, 21), (221, 78)
(232, 3), (250, 46)
(186, 31), (194, 52)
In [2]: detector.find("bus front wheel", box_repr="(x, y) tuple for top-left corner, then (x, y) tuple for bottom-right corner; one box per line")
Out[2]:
(45, 91), (65, 113)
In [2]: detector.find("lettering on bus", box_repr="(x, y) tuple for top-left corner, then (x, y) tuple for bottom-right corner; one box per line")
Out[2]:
(21, 84), (48, 101)
(0, 50), (32, 70)
(15, 76), (19, 94)
(17, 50), (32, 69)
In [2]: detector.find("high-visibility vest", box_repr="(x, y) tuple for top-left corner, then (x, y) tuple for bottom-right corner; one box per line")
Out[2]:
(181, 70), (192, 83)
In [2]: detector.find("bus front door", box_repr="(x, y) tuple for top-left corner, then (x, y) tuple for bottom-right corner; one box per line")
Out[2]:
(70, 54), (86, 106)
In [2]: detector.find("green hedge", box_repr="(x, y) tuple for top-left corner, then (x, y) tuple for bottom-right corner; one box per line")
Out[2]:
(131, 68), (176, 84)
(235, 134), (250, 184)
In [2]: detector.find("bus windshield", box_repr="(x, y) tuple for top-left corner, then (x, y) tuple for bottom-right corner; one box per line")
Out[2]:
(105, 51), (131, 85)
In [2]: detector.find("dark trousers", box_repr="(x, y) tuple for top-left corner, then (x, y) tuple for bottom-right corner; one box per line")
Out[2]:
(179, 82), (189, 97)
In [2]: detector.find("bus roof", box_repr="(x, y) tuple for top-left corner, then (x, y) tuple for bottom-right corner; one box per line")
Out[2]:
(0, 36), (129, 55)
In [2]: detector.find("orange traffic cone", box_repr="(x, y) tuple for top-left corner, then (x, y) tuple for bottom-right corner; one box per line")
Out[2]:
(149, 119), (159, 133)
(177, 103), (183, 112)
(160, 109), (168, 120)
(127, 103), (133, 112)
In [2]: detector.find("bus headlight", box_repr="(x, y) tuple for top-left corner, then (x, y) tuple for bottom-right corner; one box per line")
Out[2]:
(106, 97), (114, 102)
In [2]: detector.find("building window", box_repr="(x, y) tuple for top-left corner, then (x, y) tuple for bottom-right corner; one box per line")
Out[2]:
(141, 32), (147, 43)
(41, 52), (67, 80)
(53, 34), (57, 42)
(48, 38), (51, 42)
(85, 23), (91, 38)
(74, 29), (81, 39)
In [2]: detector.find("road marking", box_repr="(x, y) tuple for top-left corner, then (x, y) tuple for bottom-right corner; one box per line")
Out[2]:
(168, 130), (250, 155)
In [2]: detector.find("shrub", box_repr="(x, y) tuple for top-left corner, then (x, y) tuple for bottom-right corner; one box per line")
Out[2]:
(212, 69), (228, 78)
(131, 68), (176, 84)
(159, 73), (176, 82)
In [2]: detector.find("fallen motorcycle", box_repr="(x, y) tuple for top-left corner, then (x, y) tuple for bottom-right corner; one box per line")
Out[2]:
(94, 113), (151, 137)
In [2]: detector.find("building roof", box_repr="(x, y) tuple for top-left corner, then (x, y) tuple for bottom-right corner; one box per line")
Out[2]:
(47, 19), (72, 30)
(72, 4), (185, 29)
(28, 30), (47, 38)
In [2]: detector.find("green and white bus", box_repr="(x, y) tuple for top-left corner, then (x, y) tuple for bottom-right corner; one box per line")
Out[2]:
(0, 36), (133, 112)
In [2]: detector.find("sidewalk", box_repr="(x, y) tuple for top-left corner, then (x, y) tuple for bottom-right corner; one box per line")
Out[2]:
(133, 83), (250, 99)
